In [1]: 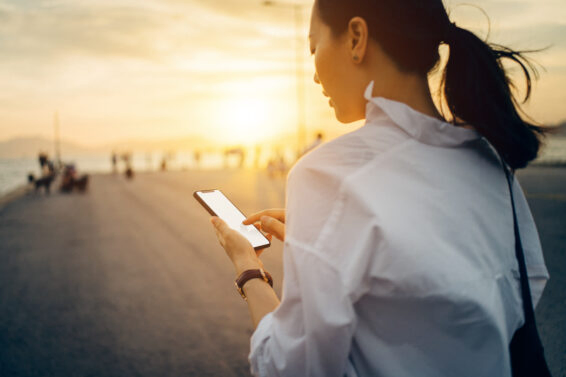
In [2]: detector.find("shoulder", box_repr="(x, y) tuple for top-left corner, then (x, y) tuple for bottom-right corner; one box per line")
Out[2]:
(285, 123), (410, 246)
(288, 121), (410, 191)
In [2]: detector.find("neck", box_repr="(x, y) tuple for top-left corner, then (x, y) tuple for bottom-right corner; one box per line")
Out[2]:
(369, 69), (443, 121)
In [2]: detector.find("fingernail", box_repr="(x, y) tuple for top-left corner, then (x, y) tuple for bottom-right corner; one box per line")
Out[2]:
(211, 217), (219, 226)
(261, 216), (269, 224)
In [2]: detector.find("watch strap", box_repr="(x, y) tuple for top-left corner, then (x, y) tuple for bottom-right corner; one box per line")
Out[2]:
(235, 268), (273, 300)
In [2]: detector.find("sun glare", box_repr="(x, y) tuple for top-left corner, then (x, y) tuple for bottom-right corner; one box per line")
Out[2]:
(215, 97), (277, 145)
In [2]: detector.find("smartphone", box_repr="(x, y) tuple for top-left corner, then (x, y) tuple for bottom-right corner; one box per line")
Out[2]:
(193, 189), (271, 250)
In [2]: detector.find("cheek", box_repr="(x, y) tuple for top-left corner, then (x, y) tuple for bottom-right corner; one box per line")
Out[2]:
(314, 48), (337, 93)
(315, 44), (352, 98)
(315, 50), (350, 105)
(314, 51), (361, 123)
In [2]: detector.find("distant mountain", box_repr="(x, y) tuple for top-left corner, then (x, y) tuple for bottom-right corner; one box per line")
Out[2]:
(0, 136), (100, 159)
(0, 135), (220, 159)
(108, 135), (217, 152)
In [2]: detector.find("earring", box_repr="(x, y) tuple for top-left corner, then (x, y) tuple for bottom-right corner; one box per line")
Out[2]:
(353, 55), (359, 61)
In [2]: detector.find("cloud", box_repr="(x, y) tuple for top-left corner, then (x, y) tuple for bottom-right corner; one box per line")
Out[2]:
(0, 0), (563, 145)
(0, 0), (303, 66)
(0, 3), (165, 61)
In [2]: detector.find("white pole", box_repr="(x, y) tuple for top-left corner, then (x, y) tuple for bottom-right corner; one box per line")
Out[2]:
(54, 111), (61, 168)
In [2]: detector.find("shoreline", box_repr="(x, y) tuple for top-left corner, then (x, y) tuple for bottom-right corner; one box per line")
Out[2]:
(0, 184), (30, 210)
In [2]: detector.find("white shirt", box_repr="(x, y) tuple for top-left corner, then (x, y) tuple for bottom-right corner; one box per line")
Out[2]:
(249, 81), (549, 377)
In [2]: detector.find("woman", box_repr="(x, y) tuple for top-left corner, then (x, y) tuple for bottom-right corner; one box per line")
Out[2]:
(210, 0), (549, 376)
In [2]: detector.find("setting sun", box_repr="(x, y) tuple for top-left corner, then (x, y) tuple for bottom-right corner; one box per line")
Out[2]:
(0, 0), (563, 150)
(214, 96), (278, 145)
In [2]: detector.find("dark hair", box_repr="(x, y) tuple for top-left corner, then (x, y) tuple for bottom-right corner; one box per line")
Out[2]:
(315, 0), (545, 170)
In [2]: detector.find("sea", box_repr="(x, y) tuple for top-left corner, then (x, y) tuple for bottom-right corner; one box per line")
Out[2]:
(1, 137), (565, 198)
(0, 151), (228, 197)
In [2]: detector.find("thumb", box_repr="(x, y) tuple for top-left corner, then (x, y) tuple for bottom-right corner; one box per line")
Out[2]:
(211, 216), (230, 234)
(261, 216), (285, 241)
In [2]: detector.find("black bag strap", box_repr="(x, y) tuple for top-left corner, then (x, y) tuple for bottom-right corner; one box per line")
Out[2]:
(501, 162), (551, 377)
(501, 166), (536, 325)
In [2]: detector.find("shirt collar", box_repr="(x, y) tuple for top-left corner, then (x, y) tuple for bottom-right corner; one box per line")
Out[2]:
(364, 80), (481, 147)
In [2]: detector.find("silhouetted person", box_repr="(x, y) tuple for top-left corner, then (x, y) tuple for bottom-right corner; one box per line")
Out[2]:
(111, 152), (118, 174)
(194, 150), (201, 169)
(29, 152), (55, 194)
(254, 146), (261, 169)
(122, 152), (134, 179)
(60, 164), (89, 193)
(125, 166), (134, 179)
(38, 152), (48, 170)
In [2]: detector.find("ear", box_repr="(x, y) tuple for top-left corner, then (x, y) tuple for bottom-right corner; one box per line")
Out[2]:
(348, 16), (368, 64)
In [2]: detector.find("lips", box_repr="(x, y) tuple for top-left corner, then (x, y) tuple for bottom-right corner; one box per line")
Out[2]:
(322, 91), (333, 107)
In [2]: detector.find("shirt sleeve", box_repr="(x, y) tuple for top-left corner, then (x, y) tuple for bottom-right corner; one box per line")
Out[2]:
(249, 238), (357, 377)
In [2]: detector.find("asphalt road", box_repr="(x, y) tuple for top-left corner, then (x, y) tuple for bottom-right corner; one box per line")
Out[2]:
(0, 166), (564, 376)
(517, 167), (566, 377)
(0, 169), (286, 377)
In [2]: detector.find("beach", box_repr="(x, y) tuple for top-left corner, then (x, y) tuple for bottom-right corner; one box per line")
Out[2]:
(0, 167), (564, 376)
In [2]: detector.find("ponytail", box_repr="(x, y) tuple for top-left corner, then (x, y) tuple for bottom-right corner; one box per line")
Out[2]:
(441, 25), (545, 170)
(316, 0), (546, 169)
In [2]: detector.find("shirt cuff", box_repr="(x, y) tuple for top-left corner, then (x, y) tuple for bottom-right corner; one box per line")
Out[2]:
(249, 312), (274, 377)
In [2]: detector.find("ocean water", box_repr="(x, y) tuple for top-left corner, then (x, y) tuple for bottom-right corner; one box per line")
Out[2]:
(0, 158), (40, 197)
(1, 137), (565, 198)
(0, 151), (227, 197)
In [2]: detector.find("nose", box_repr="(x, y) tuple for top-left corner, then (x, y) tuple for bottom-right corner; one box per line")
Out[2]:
(313, 72), (320, 85)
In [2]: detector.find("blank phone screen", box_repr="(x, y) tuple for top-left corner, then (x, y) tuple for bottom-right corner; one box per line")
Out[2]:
(196, 190), (270, 249)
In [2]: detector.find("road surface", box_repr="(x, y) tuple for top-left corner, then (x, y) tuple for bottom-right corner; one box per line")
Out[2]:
(0, 167), (564, 376)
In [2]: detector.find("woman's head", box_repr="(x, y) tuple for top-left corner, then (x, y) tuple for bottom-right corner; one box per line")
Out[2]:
(310, 0), (545, 169)
(314, 0), (449, 72)
(309, 5), (362, 123)
(309, 0), (449, 123)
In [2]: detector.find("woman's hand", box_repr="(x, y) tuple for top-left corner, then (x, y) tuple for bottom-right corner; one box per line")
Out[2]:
(211, 214), (282, 328)
(210, 217), (262, 275)
(243, 209), (286, 243)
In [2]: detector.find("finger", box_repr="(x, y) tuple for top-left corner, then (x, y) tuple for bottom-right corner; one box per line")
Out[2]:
(253, 223), (272, 242)
(243, 210), (270, 225)
(243, 209), (285, 225)
(211, 216), (230, 237)
(214, 229), (225, 247)
(210, 217), (226, 246)
(261, 216), (285, 241)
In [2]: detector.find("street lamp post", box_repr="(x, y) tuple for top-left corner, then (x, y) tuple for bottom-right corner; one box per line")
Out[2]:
(54, 111), (62, 169)
(262, 1), (308, 158)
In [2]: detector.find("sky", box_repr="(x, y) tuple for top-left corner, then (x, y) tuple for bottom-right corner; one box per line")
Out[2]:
(0, 0), (564, 148)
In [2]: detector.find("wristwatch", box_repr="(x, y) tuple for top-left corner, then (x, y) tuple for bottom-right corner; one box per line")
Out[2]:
(235, 268), (273, 300)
